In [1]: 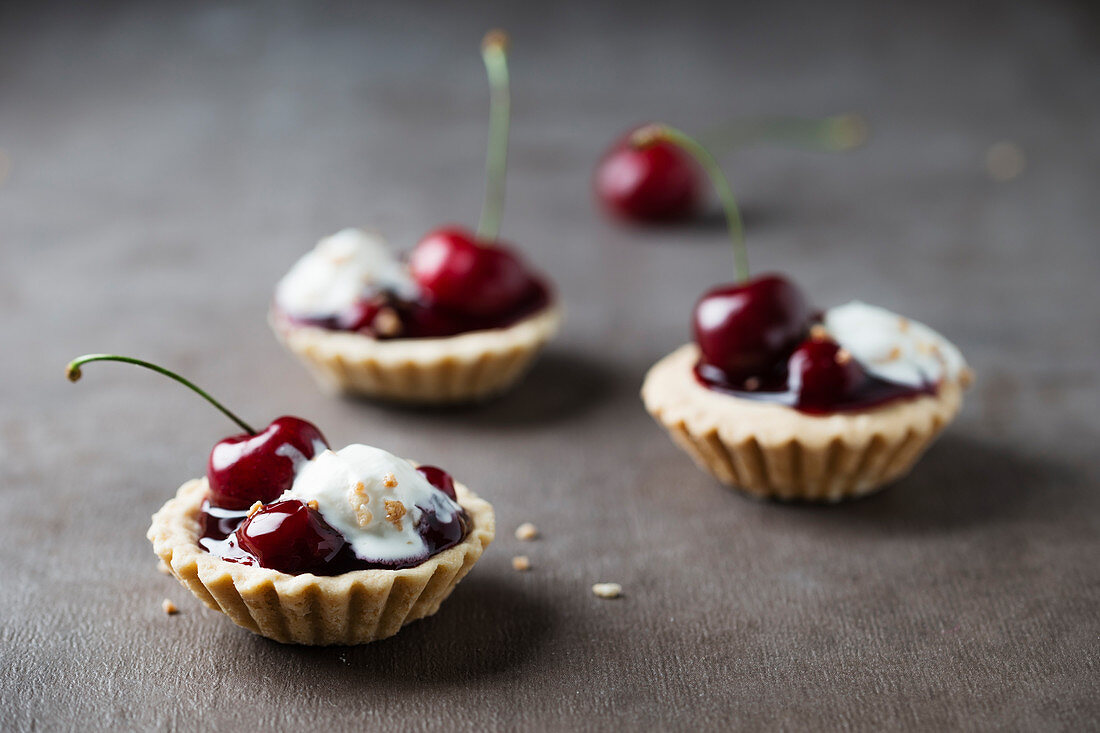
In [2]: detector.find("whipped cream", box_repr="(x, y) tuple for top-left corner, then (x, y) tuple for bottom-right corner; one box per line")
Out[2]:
(824, 301), (967, 388)
(274, 228), (419, 319)
(279, 444), (462, 563)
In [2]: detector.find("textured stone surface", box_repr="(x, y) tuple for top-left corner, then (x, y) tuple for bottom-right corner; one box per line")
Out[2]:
(2, 1), (1097, 730)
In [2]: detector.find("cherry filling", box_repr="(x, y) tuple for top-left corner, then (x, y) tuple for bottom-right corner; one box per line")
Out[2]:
(278, 228), (552, 340)
(691, 275), (934, 414)
(198, 465), (469, 576)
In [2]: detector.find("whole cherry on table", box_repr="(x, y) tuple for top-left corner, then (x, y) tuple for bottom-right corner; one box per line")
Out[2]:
(595, 114), (868, 223)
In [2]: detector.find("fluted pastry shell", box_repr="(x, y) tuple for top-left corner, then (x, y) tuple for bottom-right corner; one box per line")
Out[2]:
(148, 477), (495, 645)
(641, 344), (967, 502)
(270, 305), (561, 404)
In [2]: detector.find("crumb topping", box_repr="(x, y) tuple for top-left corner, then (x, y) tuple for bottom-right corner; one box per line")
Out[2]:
(161, 599), (179, 615)
(247, 501), (263, 517)
(810, 324), (829, 341)
(348, 481), (373, 527)
(382, 472), (398, 489)
(306, 499), (319, 510)
(512, 555), (531, 571)
(384, 499), (406, 530)
(373, 307), (402, 337)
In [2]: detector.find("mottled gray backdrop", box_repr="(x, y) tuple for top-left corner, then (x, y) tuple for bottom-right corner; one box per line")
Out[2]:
(2, 1), (1097, 730)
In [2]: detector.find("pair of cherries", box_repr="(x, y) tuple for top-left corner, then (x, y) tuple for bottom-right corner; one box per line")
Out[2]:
(693, 274), (865, 411)
(208, 416), (457, 573)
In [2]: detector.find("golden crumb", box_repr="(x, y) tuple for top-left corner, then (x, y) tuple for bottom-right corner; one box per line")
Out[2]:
(156, 559), (172, 575)
(306, 499), (319, 510)
(592, 583), (622, 599)
(382, 472), (398, 489)
(247, 501), (263, 517)
(744, 377), (761, 391)
(835, 348), (853, 365)
(514, 522), (539, 541)
(898, 317), (910, 333)
(384, 499), (407, 531)
(511, 555), (531, 571)
(885, 346), (902, 361)
(810, 324), (829, 341)
(373, 308), (402, 337)
(985, 141), (1026, 182)
(161, 599), (178, 615)
(348, 482), (373, 527)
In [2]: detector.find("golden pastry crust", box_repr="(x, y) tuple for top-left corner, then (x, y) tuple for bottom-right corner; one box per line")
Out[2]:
(270, 305), (561, 403)
(642, 344), (967, 502)
(147, 477), (495, 645)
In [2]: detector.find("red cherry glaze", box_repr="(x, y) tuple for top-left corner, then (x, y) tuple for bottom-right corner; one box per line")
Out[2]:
(206, 416), (328, 510)
(416, 465), (457, 500)
(234, 500), (346, 574)
(595, 128), (702, 221)
(409, 227), (534, 317)
(693, 274), (812, 382)
(787, 338), (867, 412)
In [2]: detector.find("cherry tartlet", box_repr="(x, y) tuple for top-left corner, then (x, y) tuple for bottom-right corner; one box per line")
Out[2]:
(67, 354), (495, 645)
(633, 125), (972, 501)
(271, 31), (560, 404)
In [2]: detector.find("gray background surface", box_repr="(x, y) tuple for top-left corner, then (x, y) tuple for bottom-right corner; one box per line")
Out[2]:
(2, 1), (1098, 730)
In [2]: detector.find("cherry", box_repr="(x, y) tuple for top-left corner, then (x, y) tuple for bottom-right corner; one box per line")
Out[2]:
(65, 354), (328, 511)
(207, 416), (328, 510)
(594, 128), (701, 221)
(416, 465), (457, 500)
(335, 296), (383, 333)
(409, 228), (533, 317)
(235, 500), (346, 574)
(693, 274), (812, 381)
(787, 337), (867, 412)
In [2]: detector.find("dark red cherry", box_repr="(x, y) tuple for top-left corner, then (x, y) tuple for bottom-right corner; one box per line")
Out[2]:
(207, 416), (328, 510)
(409, 227), (533, 317)
(693, 274), (812, 381)
(788, 337), (867, 412)
(235, 500), (346, 574)
(335, 297), (383, 333)
(595, 128), (702, 221)
(416, 465), (457, 500)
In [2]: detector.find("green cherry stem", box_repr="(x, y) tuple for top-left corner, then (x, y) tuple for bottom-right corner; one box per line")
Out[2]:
(65, 354), (257, 435)
(701, 113), (869, 154)
(632, 124), (750, 282)
(476, 29), (511, 243)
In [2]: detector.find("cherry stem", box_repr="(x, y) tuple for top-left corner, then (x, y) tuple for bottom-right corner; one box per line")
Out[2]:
(632, 124), (749, 282)
(700, 113), (869, 154)
(65, 354), (257, 435)
(476, 29), (511, 243)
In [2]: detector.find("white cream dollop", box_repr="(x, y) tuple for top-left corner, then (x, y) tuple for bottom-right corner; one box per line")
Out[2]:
(824, 301), (967, 388)
(274, 228), (419, 319)
(279, 444), (461, 563)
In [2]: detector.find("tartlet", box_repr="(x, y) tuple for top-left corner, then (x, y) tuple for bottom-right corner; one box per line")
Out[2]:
(272, 32), (560, 404)
(65, 354), (495, 645)
(149, 475), (494, 645)
(644, 339), (968, 502)
(270, 229), (561, 403)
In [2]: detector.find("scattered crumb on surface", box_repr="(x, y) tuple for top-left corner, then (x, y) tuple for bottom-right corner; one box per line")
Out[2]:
(985, 141), (1026, 182)
(382, 472), (398, 489)
(592, 582), (622, 599)
(156, 559), (171, 575)
(162, 599), (179, 615)
(511, 555), (531, 572)
(835, 348), (852, 365)
(515, 522), (539, 541)
(810, 324), (829, 341)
